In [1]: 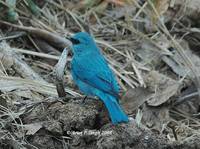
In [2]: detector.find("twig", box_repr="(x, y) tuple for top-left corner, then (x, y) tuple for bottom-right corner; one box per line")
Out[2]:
(0, 42), (45, 82)
(11, 48), (61, 60)
(53, 48), (69, 98)
(0, 32), (26, 41)
(0, 20), (72, 49)
(174, 91), (198, 106)
(0, 75), (80, 97)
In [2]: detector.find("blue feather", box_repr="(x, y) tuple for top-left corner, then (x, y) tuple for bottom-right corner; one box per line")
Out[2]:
(96, 92), (129, 124)
(70, 32), (129, 124)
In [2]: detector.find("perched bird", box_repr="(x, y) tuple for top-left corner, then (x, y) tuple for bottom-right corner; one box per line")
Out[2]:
(69, 32), (129, 124)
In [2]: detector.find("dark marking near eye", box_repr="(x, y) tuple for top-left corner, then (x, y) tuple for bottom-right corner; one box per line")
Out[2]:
(69, 38), (80, 45)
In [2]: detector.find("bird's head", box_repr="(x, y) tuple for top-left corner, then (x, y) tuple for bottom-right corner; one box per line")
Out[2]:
(67, 32), (98, 55)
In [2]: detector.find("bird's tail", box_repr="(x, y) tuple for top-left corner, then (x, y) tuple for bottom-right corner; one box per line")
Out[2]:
(97, 92), (129, 124)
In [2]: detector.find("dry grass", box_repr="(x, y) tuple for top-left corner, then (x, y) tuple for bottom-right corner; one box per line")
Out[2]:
(0, 0), (200, 148)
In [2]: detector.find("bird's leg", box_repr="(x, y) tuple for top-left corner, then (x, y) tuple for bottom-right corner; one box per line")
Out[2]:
(82, 96), (87, 104)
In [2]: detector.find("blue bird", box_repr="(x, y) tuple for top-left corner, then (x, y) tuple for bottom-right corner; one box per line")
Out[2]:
(69, 32), (129, 124)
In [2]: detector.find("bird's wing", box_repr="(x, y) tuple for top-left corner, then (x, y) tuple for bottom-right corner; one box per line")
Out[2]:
(72, 55), (120, 97)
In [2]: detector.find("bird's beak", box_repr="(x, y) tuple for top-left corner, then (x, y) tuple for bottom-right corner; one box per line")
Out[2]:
(66, 37), (80, 45)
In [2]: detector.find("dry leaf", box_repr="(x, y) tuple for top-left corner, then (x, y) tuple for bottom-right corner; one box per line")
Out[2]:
(145, 71), (181, 106)
(154, 0), (170, 16)
(24, 123), (43, 135)
(121, 87), (153, 114)
(135, 108), (143, 127)
(149, 0), (170, 23)
(162, 40), (200, 78)
(95, 1), (109, 13)
(136, 42), (161, 66)
(141, 104), (170, 131)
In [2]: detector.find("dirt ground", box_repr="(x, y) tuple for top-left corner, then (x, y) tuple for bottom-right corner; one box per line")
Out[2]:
(1, 0), (200, 149)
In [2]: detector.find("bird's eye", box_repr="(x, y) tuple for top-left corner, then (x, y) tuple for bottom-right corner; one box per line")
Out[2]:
(70, 38), (80, 45)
